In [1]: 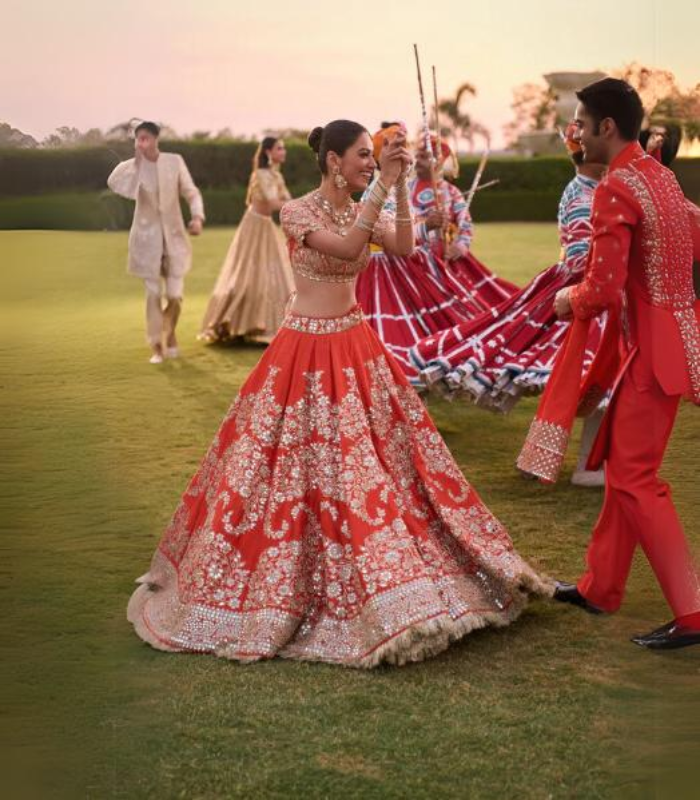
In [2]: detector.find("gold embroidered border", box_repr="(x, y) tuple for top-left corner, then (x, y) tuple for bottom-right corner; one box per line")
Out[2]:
(283, 306), (365, 334)
(516, 417), (570, 483)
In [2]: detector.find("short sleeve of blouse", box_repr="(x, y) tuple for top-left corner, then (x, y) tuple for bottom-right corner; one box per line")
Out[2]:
(252, 168), (275, 202)
(280, 197), (325, 245)
(370, 209), (395, 248)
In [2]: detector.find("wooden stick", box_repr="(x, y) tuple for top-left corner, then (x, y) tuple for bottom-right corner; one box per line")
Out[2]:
(462, 178), (500, 196)
(430, 64), (448, 242)
(413, 45), (434, 161)
(432, 65), (442, 167)
(464, 149), (490, 212)
(413, 45), (445, 242)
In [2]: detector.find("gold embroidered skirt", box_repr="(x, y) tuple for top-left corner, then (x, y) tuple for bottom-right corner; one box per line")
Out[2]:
(128, 306), (550, 667)
(200, 208), (295, 344)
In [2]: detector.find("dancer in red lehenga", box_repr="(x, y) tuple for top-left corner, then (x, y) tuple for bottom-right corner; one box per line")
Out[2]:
(356, 124), (488, 380)
(412, 126), (610, 486)
(411, 140), (517, 309)
(127, 120), (550, 668)
(411, 128), (607, 412)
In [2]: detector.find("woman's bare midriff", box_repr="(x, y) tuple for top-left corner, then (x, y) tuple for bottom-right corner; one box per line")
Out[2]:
(290, 271), (358, 318)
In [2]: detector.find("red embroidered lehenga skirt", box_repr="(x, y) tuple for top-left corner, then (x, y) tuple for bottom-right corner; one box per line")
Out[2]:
(411, 262), (605, 412)
(356, 249), (490, 381)
(128, 306), (549, 667)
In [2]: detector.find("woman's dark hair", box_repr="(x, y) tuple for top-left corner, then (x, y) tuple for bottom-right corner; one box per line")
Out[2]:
(575, 78), (644, 141)
(639, 121), (683, 167)
(256, 136), (280, 169)
(308, 120), (368, 174)
(134, 121), (160, 137)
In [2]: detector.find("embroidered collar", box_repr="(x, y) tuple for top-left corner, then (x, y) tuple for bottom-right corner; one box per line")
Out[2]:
(609, 142), (647, 173)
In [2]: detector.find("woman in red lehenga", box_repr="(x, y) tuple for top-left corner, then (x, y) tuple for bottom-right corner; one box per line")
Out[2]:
(411, 139), (517, 309)
(356, 124), (488, 381)
(128, 120), (549, 668)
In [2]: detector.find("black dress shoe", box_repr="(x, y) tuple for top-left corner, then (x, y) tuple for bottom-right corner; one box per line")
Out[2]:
(553, 581), (605, 615)
(631, 620), (700, 650)
(631, 619), (676, 640)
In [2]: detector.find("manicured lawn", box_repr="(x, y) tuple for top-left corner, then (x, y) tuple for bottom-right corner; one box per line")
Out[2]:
(2, 225), (698, 799)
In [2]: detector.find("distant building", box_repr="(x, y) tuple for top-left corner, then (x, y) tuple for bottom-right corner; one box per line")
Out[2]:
(516, 71), (606, 157)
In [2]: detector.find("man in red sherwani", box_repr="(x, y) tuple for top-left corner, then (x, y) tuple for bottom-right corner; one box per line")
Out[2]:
(552, 78), (700, 650)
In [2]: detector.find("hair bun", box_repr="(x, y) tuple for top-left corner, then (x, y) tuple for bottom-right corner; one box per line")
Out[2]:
(308, 126), (324, 153)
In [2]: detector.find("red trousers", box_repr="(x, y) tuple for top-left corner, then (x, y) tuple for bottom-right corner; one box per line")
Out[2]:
(577, 355), (700, 616)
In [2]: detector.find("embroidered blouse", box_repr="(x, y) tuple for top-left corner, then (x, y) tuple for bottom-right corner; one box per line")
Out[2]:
(247, 166), (292, 211)
(280, 192), (393, 283)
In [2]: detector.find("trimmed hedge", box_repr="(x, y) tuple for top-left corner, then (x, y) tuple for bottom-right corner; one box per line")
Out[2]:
(0, 189), (250, 231)
(1, 142), (585, 195)
(0, 141), (317, 196)
(0, 187), (563, 230)
(0, 141), (697, 229)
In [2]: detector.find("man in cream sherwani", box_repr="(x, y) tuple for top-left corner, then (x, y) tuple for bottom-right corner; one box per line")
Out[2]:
(108, 121), (205, 363)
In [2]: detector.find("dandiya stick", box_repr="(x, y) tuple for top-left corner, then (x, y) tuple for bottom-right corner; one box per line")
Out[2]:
(413, 45), (445, 243)
(432, 65), (442, 170)
(462, 178), (500, 196)
(464, 148), (490, 212)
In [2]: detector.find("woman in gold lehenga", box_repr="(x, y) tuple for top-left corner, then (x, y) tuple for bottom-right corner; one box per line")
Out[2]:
(200, 137), (295, 343)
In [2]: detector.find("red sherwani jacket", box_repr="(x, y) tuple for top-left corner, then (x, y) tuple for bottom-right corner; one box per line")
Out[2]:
(570, 143), (700, 434)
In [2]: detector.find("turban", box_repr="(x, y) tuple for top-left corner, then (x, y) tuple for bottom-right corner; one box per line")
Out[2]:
(372, 123), (407, 160)
(562, 121), (582, 155)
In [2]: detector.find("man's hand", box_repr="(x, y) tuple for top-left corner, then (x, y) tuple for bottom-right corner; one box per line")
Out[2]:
(188, 217), (203, 236)
(554, 287), (573, 319)
(446, 242), (463, 260)
(425, 209), (447, 231)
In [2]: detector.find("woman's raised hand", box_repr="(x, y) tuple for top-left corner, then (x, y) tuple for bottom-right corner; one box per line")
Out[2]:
(378, 132), (412, 186)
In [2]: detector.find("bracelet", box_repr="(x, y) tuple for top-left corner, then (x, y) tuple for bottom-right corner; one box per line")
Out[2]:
(394, 178), (409, 197)
(395, 216), (413, 225)
(376, 178), (390, 195)
(367, 177), (389, 210)
(368, 190), (387, 211)
(355, 217), (374, 233)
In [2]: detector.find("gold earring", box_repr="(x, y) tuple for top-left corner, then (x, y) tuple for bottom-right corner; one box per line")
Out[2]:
(333, 166), (348, 189)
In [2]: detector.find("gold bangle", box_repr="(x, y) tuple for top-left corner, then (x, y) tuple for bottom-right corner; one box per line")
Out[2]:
(376, 178), (390, 195)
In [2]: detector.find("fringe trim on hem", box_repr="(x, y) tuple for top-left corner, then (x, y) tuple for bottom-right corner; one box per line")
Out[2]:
(127, 571), (551, 670)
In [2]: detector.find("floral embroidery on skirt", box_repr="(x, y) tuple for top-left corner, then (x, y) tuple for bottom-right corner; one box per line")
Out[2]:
(128, 306), (549, 667)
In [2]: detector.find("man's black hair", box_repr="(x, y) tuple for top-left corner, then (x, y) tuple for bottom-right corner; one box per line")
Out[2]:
(576, 78), (644, 141)
(134, 121), (161, 137)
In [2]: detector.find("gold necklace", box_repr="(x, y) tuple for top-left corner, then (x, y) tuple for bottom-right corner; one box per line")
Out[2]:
(314, 191), (355, 235)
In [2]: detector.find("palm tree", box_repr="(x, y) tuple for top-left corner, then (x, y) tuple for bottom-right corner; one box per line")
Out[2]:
(435, 82), (490, 153)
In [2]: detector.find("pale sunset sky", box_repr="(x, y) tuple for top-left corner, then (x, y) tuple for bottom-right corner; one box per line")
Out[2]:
(3, 0), (698, 148)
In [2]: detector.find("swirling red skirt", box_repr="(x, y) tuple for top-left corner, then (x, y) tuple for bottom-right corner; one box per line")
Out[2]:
(128, 306), (548, 667)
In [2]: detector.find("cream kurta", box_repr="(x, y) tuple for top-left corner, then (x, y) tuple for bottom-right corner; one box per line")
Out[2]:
(107, 153), (205, 279)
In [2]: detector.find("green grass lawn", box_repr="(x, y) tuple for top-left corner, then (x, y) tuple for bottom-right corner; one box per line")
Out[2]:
(2, 224), (698, 799)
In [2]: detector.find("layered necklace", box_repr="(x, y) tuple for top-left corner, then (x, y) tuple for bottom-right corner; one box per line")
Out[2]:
(314, 191), (356, 236)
